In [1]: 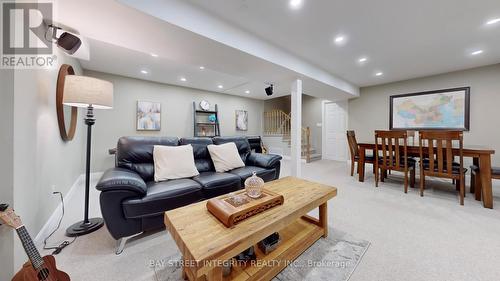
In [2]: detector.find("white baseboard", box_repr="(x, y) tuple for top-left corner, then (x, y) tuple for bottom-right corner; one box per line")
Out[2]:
(34, 172), (104, 247)
(281, 155), (307, 163)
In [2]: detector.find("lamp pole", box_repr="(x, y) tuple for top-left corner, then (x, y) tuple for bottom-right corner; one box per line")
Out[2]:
(66, 105), (104, 236)
(62, 74), (112, 237)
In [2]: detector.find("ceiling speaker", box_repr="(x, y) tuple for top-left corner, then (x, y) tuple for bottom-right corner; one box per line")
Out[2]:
(265, 84), (274, 96)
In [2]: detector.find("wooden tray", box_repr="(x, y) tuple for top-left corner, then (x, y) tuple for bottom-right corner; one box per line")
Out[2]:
(206, 189), (284, 227)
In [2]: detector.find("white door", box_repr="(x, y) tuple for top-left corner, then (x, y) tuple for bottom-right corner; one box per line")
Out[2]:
(322, 101), (348, 161)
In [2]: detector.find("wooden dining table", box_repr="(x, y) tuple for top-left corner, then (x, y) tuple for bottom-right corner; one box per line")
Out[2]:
(357, 142), (495, 209)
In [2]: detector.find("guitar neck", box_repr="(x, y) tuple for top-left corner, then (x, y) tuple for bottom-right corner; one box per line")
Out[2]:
(16, 226), (45, 270)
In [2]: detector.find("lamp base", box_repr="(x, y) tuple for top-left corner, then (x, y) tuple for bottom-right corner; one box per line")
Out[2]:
(66, 217), (104, 237)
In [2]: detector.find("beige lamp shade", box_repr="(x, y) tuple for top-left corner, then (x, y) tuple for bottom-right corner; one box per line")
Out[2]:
(63, 75), (113, 109)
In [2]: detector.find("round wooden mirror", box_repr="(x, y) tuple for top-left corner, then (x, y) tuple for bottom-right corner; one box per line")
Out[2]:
(56, 64), (78, 141)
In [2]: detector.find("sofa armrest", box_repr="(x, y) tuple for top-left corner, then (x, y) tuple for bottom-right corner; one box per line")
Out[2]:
(246, 153), (282, 169)
(96, 167), (147, 196)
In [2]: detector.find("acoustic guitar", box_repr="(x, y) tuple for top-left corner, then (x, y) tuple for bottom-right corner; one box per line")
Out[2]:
(0, 204), (70, 281)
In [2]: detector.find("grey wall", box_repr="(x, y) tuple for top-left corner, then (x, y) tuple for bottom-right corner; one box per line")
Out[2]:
(11, 48), (86, 269)
(302, 95), (323, 154)
(349, 63), (500, 165)
(0, 69), (15, 280)
(84, 71), (265, 172)
(264, 95), (290, 113)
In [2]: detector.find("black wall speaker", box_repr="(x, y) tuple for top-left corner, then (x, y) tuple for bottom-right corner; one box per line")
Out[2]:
(265, 84), (274, 96)
(57, 32), (81, 55)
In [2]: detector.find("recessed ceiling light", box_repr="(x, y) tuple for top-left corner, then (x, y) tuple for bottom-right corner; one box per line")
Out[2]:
(199, 66), (205, 70)
(486, 18), (500, 25)
(245, 90), (250, 94)
(141, 70), (149, 74)
(375, 72), (383, 76)
(289, 0), (303, 9)
(471, 50), (483, 56)
(180, 77), (187, 82)
(150, 53), (158, 57)
(358, 57), (368, 63)
(334, 35), (346, 45)
(218, 85), (224, 89)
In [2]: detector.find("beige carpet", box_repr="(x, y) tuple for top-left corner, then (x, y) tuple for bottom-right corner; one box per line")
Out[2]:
(39, 160), (500, 281)
(153, 229), (370, 281)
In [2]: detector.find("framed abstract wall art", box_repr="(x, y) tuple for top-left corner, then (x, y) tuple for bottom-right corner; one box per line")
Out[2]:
(390, 87), (470, 131)
(137, 101), (161, 131)
(235, 110), (248, 131)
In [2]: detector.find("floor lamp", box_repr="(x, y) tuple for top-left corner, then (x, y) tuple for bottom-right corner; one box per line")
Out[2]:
(63, 75), (113, 236)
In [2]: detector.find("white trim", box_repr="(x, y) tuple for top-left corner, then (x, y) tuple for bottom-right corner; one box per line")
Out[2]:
(34, 172), (104, 247)
(321, 100), (328, 160)
(322, 100), (349, 162)
(281, 156), (307, 163)
(290, 80), (303, 177)
(120, 0), (359, 96)
(341, 101), (349, 161)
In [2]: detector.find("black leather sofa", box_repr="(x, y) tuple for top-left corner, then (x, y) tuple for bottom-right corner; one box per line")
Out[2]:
(96, 136), (282, 254)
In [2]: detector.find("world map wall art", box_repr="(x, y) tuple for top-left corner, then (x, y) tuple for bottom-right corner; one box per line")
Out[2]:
(390, 87), (470, 131)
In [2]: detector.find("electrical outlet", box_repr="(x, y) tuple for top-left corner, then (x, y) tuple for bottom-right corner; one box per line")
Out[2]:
(51, 185), (57, 193)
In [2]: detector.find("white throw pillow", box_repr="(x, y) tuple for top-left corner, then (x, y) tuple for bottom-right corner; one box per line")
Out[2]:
(153, 144), (199, 182)
(207, 142), (245, 173)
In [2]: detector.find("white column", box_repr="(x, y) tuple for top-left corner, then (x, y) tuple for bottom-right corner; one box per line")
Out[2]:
(290, 79), (302, 177)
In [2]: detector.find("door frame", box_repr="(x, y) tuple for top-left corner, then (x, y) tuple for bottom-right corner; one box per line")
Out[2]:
(322, 100), (349, 161)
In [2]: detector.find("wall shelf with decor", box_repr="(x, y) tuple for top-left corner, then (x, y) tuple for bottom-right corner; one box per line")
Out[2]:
(193, 101), (220, 137)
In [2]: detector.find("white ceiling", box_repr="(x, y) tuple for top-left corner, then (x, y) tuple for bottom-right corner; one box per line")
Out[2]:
(56, 0), (500, 101)
(186, 0), (500, 87)
(80, 39), (287, 99)
(55, 0), (357, 101)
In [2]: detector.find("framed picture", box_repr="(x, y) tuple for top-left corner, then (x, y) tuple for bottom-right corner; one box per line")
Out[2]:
(137, 101), (161, 131)
(390, 87), (470, 131)
(235, 110), (248, 131)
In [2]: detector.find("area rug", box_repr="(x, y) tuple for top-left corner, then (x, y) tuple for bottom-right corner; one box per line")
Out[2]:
(153, 228), (370, 281)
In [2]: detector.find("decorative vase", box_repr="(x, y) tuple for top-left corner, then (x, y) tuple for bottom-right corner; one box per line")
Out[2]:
(245, 172), (264, 198)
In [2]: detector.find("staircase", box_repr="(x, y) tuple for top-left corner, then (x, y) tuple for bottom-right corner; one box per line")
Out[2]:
(263, 109), (321, 163)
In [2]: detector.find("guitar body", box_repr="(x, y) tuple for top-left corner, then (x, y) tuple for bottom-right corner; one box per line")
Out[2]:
(1, 204), (70, 281)
(12, 255), (70, 281)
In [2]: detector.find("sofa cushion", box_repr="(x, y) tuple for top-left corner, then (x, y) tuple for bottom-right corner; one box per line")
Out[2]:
(122, 179), (202, 219)
(229, 166), (276, 185)
(492, 167), (500, 176)
(208, 142), (246, 172)
(116, 136), (179, 182)
(179, 138), (215, 172)
(96, 167), (147, 195)
(421, 159), (466, 174)
(246, 153), (282, 169)
(153, 144), (199, 181)
(193, 172), (241, 198)
(378, 157), (416, 168)
(212, 136), (251, 163)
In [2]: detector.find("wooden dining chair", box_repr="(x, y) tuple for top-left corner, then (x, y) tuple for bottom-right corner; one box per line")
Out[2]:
(374, 130), (416, 193)
(385, 130), (416, 176)
(470, 165), (500, 201)
(347, 130), (375, 176)
(419, 131), (466, 205)
(407, 130), (417, 146)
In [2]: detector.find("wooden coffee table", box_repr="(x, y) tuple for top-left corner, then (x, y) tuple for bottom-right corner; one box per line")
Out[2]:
(164, 176), (337, 281)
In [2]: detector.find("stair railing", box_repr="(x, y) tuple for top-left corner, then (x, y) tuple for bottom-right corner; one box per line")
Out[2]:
(264, 110), (312, 163)
(302, 127), (311, 163)
(264, 109), (291, 136)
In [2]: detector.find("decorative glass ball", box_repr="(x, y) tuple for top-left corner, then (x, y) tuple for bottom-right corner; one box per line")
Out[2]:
(245, 172), (264, 198)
